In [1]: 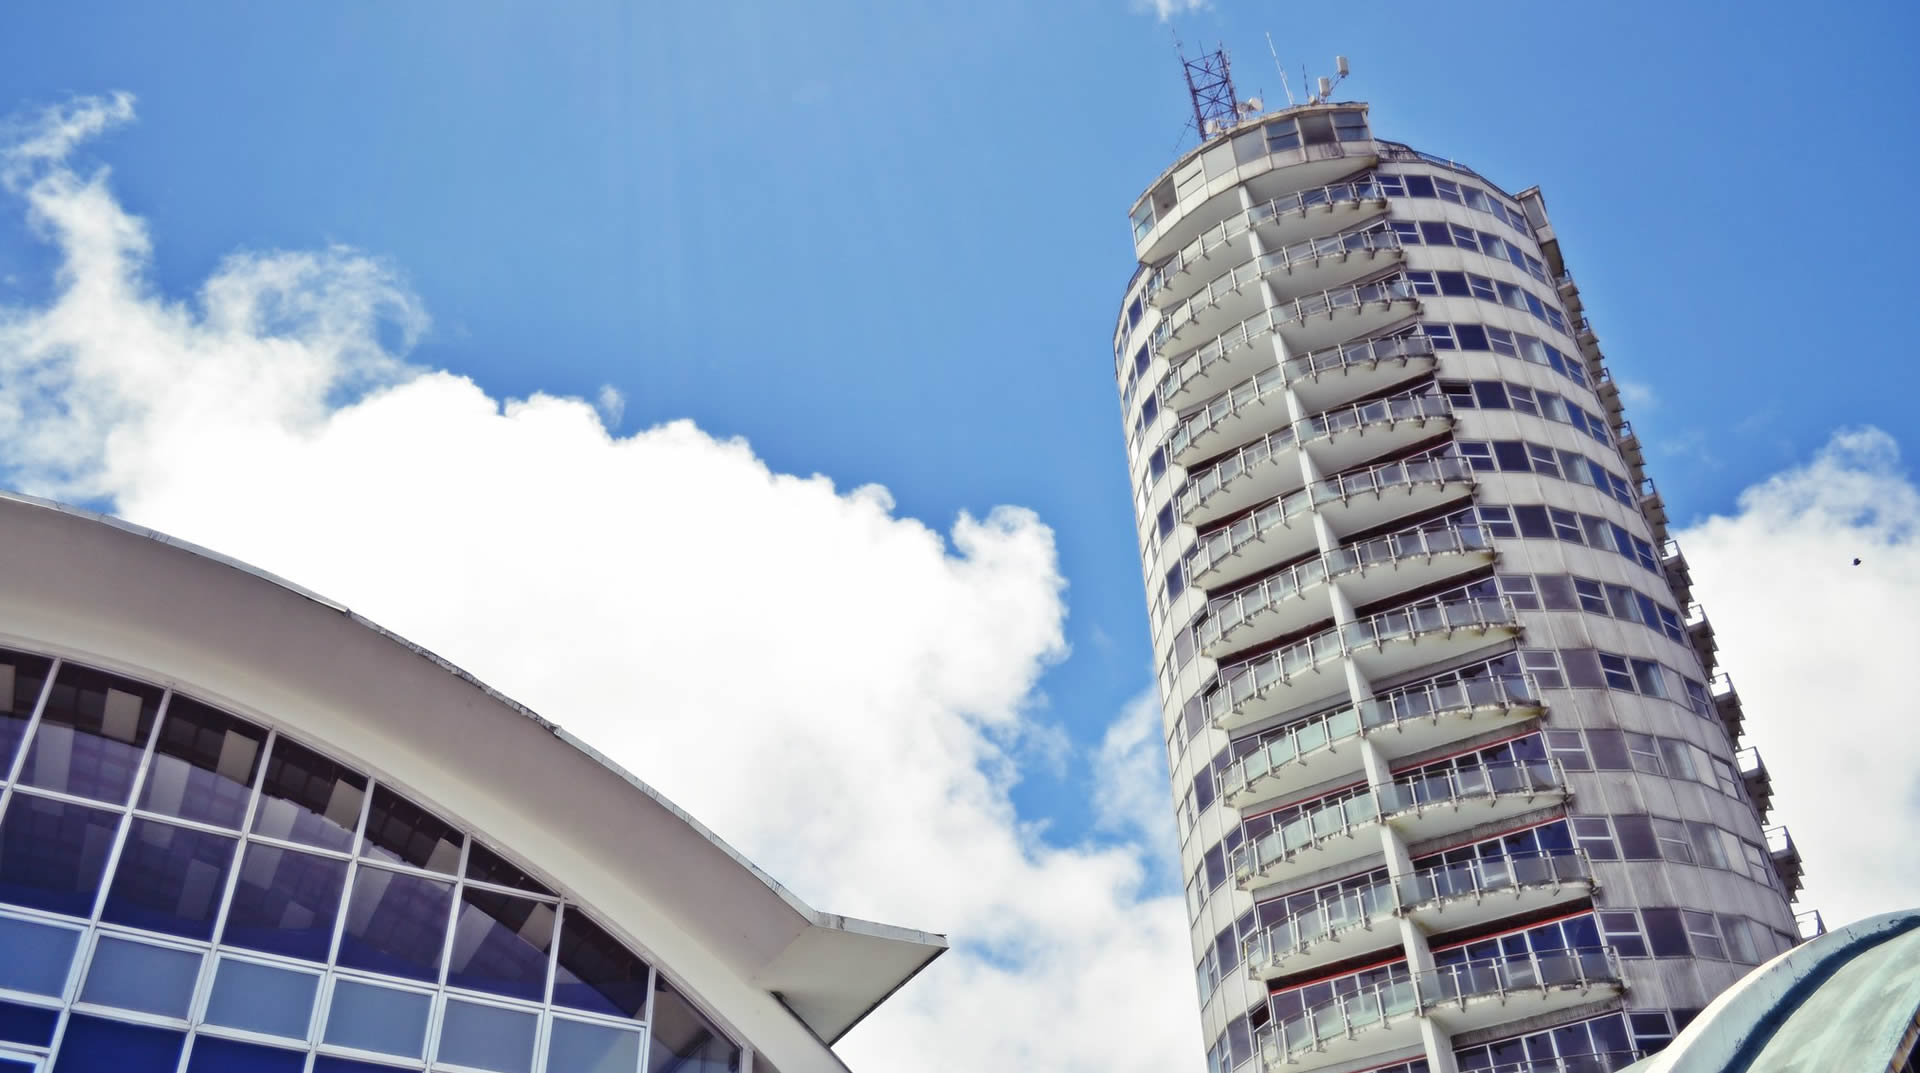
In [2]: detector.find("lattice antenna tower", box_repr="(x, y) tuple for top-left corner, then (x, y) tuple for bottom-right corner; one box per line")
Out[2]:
(1180, 43), (1241, 140)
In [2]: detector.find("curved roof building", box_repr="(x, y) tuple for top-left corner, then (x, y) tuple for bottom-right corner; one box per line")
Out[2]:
(0, 491), (944, 1073)
(1109, 97), (1809, 1073)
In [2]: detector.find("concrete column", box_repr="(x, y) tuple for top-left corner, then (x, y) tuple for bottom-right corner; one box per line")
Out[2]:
(1420, 1018), (1461, 1073)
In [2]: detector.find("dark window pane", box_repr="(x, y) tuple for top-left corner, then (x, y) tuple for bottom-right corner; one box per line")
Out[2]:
(1586, 730), (1630, 770)
(222, 843), (350, 961)
(315, 1059), (419, 1073)
(554, 910), (651, 1018)
(0, 1000), (57, 1046)
(336, 865), (455, 982)
(139, 696), (265, 829)
(51, 1015), (183, 1073)
(186, 1037), (307, 1073)
(322, 979), (430, 1058)
(0, 649), (54, 777)
(1406, 174), (1436, 198)
(448, 887), (555, 1001)
(1537, 575), (1577, 611)
(361, 786), (462, 873)
(0, 792), (121, 916)
(18, 664), (162, 804)
(100, 819), (237, 939)
(1561, 649), (1606, 689)
(1614, 815), (1659, 860)
(251, 738), (366, 852)
(650, 977), (740, 1073)
(1455, 324), (1490, 350)
(466, 843), (553, 896)
(1472, 382), (1511, 409)
(1492, 441), (1531, 472)
(1642, 908), (1690, 957)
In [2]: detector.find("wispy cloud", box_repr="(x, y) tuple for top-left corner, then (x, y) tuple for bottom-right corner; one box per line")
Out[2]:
(0, 94), (1202, 1073)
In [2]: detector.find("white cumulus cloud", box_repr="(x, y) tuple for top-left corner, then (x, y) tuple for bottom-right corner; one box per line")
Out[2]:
(0, 94), (1203, 1073)
(1676, 426), (1920, 930)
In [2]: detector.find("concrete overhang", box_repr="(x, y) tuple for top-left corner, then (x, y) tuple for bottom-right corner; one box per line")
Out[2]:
(0, 491), (946, 1071)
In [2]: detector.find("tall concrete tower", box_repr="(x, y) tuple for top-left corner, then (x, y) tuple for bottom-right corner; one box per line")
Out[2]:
(1111, 91), (1807, 1073)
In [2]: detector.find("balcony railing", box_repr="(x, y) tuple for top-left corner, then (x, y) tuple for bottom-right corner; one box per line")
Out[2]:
(1144, 180), (1389, 297)
(1282, 330), (1437, 385)
(1182, 453), (1473, 584)
(1165, 361), (1291, 461)
(1477, 1052), (1644, 1073)
(1146, 222), (1400, 307)
(1206, 596), (1517, 729)
(1259, 947), (1624, 1066)
(1174, 425), (1301, 520)
(1243, 849), (1591, 972)
(1233, 759), (1564, 884)
(1154, 274), (1419, 372)
(1198, 522), (1494, 656)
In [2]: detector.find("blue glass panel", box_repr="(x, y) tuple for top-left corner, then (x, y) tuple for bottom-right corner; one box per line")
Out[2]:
(139, 696), (265, 829)
(436, 999), (536, 1073)
(79, 936), (202, 1018)
(0, 1057), (32, 1073)
(446, 888), (553, 1001)
(100, 819), (237, 939)
(648, 978), (740, 1073)
(314, 1058), (424, 1073)
(17, 665), (162, 804)
(51, 1015), (184, 1073)
(0, 1000), (58, 1046)
(322, 979), (429, 1058)
(0, 649), (53, 779)
(547, 1017), (642, 1073)
(221, 842), (349, 961)
(186, 1036), (306, 1073)
(552, 911), (649, 1018)
(336, 866), (453, 982)
(204, 958), (317, 1039)
(464, 844), (552, 896)
(0, 915), (79, 995)
(251, 738), (366, 852)
(0, 793), (121, 917)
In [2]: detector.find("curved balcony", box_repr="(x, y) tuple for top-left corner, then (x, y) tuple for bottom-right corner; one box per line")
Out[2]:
(1477, 1053), (1645, 1073)
(1181, 454), (1475, 592)
(1146, 224), (1403, 320)
(1242, 850), (1594, 980)
(1283, 331), (1439, 414)
(1297, 392), (1453, 480)
(1208, 594), (1518, 735)
(1309, 453), (1477, 546)
(1157, 277), (1422, 406)
(1165, 333), (1437, 468)
(1201, 521), (1494, 662)
(1220, 667), (1540, 811)
(1143, 182), (1391, 306)
(1398, 850), (1596, 937)
(1257, 948), (1624, 1070)
(1235, 761), (1568, 894)
(1135, 155), (1386, 264)
(1175, 426), (1305, 528)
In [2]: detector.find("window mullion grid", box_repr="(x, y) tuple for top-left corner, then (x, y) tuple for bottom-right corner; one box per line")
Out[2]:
(0, 657), (60, 812)
(422, 836), (474, 1070)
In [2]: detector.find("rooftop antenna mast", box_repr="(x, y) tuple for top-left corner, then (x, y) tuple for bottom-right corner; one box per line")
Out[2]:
(1306, 54), (1353, 104)
(1265, 33), (1296, 107)
(1179, 42), (1241, 141)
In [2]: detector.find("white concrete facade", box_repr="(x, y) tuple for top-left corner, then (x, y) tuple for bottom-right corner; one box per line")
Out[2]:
(1113, 103), (1802, 1073)
(0, 491), (944, 1073)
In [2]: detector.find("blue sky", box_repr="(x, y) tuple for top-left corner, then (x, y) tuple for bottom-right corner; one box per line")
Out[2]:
(1, 4), (1919, 1066)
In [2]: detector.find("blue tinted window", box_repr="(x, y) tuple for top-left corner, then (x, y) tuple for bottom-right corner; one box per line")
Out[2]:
(51, 1014), (183, 1073)
(138, 696), (265, 829)
(0, 649), (53, 778)
(548, 1018), (642, 1073)
(100, 819), (237, 939)
(0, 1057), (31, 1073)
(221, 843), (349, 961)
(649, 977), (740, 1073)
(0, 915), (80, 995)
(314, 1058), (422, 1073)
(464, 843), (552, 897)
(251, 738), (366, 852)
(438, 999), (537, 1073)
(17, 665), (161, 804)
(0, 1000), (58, 1046)
(78, 937), (202, 1018)
(185, 1037), (306, 1073)
(0, 793), (121, 917)
(447, 888), (554, 1001)
(204, 958), (317, 1039)
(553, 911), (650, 1018)
(336, 866), (454, 982)
(322, 979), (430, 1058)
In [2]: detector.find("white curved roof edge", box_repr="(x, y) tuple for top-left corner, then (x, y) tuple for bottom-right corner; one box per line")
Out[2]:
(0, 489), (947, 1065)
(1621, 908), (1920, 1073)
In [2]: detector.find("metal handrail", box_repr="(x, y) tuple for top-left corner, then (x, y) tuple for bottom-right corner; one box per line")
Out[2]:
(1182, 452), (1472, 582)
(1477, 1052), (1645, 1073)
(1155, 275), (1419, 388)
(1147, 221), (1399, 307)
(1145, 180), (1389, 295)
